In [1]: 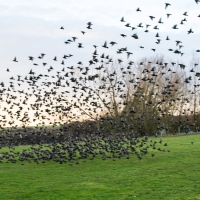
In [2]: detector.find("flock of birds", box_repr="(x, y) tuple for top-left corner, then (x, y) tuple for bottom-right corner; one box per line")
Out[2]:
(0, 133), (170, 165)
(0, 1), (199, 164)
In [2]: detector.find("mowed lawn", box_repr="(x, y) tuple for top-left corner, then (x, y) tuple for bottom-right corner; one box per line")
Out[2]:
(0, 134), (200, 200)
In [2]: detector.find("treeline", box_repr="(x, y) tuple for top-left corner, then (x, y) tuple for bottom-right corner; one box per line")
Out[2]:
(59, 55), (200, 136)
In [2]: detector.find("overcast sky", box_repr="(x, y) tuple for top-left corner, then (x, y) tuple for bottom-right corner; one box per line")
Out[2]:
(0, 0), (200, 84)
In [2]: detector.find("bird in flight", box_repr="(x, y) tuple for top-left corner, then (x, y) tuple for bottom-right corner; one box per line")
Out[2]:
(78, 43), (84, 48)
(131, 33), (139, 39)
(72, 37), (78, 42)
(120, 17), (125, 22)
(102, 41), (108, 48)
(158, 18), (163, 24)
(172, 24), (178, 29)
(13, 57), (18, 62)
(165, 3), (171, 9)
(188, 28), (194, 34)
(136, 8), (141, 12)
(149, 16), (155, 20)
(120, 34), (127, 38)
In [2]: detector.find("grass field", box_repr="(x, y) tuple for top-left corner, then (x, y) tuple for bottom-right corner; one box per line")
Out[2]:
(0, 134), (200, 200)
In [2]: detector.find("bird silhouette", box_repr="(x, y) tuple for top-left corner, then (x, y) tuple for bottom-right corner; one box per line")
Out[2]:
(165, 3), (171, 9)
(102, 41), (108, 48)
(13, 57), (18, 62)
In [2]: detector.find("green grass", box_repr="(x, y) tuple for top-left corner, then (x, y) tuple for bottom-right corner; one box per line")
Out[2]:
(0, 134), (200, 200)
(0, 125), (60, 131)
